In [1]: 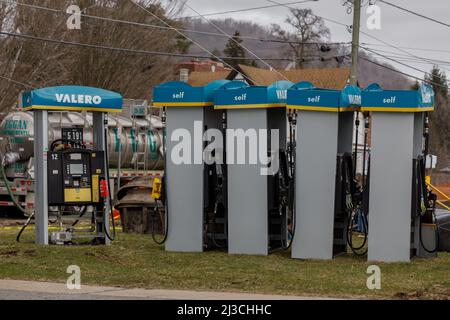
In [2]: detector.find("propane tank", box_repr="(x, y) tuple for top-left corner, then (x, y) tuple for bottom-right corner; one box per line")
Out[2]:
(0, 110), (165, 179)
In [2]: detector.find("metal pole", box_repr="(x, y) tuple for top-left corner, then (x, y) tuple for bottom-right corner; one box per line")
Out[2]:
(350, 0), (362, 176)
(117, 125), (122, 195)
(350, 0), (361, 86)
(93, 112), (110, 245)
(34, 110), (49, 244)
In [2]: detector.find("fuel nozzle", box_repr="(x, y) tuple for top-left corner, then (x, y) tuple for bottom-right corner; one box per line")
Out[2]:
(364, 113), (369, 131)
(424, 115), (429, 137)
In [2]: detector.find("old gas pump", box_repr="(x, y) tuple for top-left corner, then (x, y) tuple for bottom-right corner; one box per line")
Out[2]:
(19, 86), (122, 245)
(152, 80), (231, 252)
(287, 82), (362, 260)
(362, 83), (438, 262)
(214, 80), (294, 255)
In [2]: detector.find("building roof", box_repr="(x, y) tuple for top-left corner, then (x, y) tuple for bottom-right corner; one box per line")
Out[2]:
(188, 71), (230, 86)
(187, 64), (351, 89)
(281, 67), (351, 89)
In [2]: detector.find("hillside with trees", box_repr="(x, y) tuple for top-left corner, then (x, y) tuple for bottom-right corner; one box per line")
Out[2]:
(183, 16), (413, 89)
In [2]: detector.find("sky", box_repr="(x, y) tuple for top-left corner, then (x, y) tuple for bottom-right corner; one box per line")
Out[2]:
(168, 0), (450, 82)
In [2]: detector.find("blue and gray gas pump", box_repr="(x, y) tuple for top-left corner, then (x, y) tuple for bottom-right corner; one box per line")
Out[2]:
(362, 83), (437, 262)
(18, 86), (123, 245)
(287, 83), (361, 260)
(153, 80), (231, 252)
(214, 81), (294, 255)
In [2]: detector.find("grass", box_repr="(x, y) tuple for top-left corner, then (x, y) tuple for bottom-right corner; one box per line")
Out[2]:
(1, 225), (450, 299)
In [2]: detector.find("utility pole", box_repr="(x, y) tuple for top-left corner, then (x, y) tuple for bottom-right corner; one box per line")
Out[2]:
(350, 0), (361, 86)
(350, 0), (362, 177)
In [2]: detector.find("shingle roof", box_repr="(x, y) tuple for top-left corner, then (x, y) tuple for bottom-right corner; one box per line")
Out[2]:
(187, 65), (351, 89)
(236, 65), (351, 89)
(187, 71), (230, 86)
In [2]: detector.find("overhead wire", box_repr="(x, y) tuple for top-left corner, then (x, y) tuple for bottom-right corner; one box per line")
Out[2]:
(0, 0), (346, 47)
(183, 1), (291, 82)
(378, 0), (450, 28)
(181, 0), (318, 19)
(360, 56), (450, 91)
(1, 30), (347, 62)
(129, 0), (256, 84)
(360, 46), (450, 84)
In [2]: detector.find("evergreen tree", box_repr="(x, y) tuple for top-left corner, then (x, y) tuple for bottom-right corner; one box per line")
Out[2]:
(223, 31), (247, 68)
(425, 66), (450, 167)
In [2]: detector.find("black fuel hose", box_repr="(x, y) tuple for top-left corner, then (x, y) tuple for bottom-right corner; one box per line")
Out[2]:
(151, 110), (169, 245)
(66, 206), (87, 231)
(151, 199), (168, 245)
(416, 160), (439, 254)
(16, 211), (35, 243)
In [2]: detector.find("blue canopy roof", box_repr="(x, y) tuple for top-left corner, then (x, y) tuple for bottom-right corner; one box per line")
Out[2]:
(361, 83), (434, 112)
(287, 82), (361, 112)
(20, 86), (123, 113)
(153, 80), (231, 107)
(214, 80), (294, 109)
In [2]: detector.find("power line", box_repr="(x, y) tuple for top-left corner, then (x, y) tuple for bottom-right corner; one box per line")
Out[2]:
(128, 0), (256, 84)
(360, 47), (450, 74)
(360, 56), (450, 91)
(360, 31), (441, 67)
(266, 0), (351, 28)
(181, 0), (318, 19)
(0, 30), (325, 61)
(360, 31), (450, 74)
(362, 42), (450, 55)
(0, 0), (345, 47)
(360, 46), (450, 84)
(378, 0), (450, 28)
(361, 47), (450, 64)
(183, 1), (290, 82)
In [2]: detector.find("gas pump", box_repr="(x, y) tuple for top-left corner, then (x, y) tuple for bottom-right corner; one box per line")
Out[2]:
(152, 80), (231, 252)
(214, 80), (294, 255)
(362, 83), (437, 262)
(288, 82), (362, 260)
(17, 85), (123, 245)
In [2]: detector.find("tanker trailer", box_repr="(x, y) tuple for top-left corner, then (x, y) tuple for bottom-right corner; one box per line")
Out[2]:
(0, 101), (164, 216)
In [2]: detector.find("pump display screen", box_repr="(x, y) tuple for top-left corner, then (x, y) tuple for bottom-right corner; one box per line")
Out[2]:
(70, 153), (82, 160)
(69, 163), (84, 175)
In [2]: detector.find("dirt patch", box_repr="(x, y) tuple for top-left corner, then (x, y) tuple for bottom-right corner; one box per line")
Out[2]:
(0, 250), (19, 257)
(84, 251), (127, 265)
(23, 249), (37, 257)
(394, 285), (450, 300)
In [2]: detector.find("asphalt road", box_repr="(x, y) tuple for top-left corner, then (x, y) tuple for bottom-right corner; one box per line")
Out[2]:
(0, 280), (329, 300)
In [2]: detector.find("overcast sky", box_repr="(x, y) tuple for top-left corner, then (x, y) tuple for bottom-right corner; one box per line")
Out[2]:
(169, 0), (450, 82)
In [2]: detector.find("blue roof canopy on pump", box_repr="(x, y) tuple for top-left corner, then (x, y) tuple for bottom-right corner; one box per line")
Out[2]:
(19, 86), (123, 112)
(214, 80), (294, 110)
(287, 82), (362, 112)
(361, 83), (434, 112)
(152, 80), (231, 107)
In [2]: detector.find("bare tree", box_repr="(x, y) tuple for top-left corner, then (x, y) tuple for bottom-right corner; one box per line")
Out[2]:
(0, 0), (190, 114)
(271, 8), (330, 68)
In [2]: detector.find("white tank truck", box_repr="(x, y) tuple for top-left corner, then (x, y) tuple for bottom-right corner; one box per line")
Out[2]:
(0, 100), (165, 216)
